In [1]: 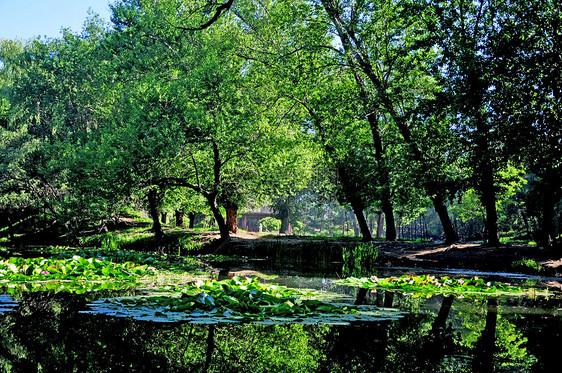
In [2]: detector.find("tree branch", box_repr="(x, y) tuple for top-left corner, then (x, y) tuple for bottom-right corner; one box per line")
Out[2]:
(170, 0), (235, 32)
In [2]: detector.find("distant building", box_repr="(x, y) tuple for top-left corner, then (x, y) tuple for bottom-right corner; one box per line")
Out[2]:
(238, 206), (273, 232)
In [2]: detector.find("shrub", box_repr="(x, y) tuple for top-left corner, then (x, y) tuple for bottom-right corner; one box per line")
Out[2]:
(259, 217), (282, 232)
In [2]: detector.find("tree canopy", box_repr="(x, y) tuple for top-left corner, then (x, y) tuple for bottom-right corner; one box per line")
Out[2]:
(0, 0), (560, 248)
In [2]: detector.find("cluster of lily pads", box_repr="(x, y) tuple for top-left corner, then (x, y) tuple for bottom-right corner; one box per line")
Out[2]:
(336, 274), (550, 298)
(85, 277), (405, 324)
(0, 256), (156, 281)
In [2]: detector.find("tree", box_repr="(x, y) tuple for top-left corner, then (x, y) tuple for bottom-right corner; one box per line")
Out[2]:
(428, 0), (517, 246)
(486, 0), (562, 246)
(0, 17), (111, 237)
(316, 0), (459, 244)
(92, 0), (319, 243)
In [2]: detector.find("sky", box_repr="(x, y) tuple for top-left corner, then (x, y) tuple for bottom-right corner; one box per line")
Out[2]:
(0, 0), (113, 41)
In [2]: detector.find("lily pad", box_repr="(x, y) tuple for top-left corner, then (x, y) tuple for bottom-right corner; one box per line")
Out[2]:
(336, 275), (553, 298)
(82, 277), (407, 324)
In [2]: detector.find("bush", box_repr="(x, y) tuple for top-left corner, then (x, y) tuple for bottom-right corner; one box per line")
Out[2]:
(259, 217), (282, 232)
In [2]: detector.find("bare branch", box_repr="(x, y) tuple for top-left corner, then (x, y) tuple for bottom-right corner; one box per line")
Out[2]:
(169, 0), (235, 32)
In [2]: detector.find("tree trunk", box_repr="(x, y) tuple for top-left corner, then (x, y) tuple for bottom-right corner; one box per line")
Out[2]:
(382, 203), (396, 241)
(431, 295), (455, 336)
(203, 325), (215, 373)
(383, 290), (395, 308)
(354, 288), (368, 305)
(365, 92), (396, 242)
(175, 210), (185, 228)
(432, 195), (457, 244)
(188, 212), (195, 229)
(324, 1), (455, 245)
(480, 166), (500, 246)
(147, 188), (163, 239)
(350, 199), (373, 241)
(279, 216), (290, 234)
(225, 206), (238, 234)
(205, 193), (229, 240)
(376, 214), (385, 239)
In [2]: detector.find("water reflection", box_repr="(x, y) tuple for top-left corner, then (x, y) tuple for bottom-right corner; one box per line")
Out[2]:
(0, 285), (559, 372)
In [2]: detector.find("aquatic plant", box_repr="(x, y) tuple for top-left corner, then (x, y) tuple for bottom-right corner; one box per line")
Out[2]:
(0, 280), (137, 295)
(511, 258), (543, 272)
(336, 275), (551, 298)
(85, 277), (406, 324)
(0, 256), (156, 281)
(342, 242), (379, 278)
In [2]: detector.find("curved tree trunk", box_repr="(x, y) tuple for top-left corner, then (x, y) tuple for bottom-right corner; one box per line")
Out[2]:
(323, 1), (456, 244)
(205, 193), (229, 240)
(432, 194), (458, 245)
(349, 199), (373, 241)
(431, 295), (455, 336)
(364, 78), (397, 242)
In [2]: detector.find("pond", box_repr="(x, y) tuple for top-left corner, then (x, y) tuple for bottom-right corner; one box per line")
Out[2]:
(0, 255), (561, 372)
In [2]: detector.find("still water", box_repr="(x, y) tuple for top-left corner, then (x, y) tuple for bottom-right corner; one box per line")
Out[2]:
(0, 265), (561, 372)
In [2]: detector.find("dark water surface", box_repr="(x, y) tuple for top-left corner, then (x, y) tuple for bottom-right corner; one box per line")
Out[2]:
(0, 266), (561, 372)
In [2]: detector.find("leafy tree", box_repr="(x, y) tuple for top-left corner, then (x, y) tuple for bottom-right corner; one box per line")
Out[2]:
(316, 0), (459, 244)
(92, 0), (319, 243)
(0, 17), (110, 237)
(486, 0), (562, 246)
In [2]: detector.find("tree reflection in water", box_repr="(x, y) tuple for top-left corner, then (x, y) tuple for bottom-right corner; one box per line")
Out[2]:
(0, 290), (558, 372)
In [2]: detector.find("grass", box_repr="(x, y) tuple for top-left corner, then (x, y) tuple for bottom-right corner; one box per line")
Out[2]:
(75, 227), (213, 255)
(511, 258), (543, 272)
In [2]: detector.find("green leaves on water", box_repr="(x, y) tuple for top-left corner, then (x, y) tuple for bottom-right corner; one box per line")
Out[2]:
(85, 277), (406, 324)
(0, 280), (137, 295)
(336, 275), (551, 298)
(0, 255), (157, 281)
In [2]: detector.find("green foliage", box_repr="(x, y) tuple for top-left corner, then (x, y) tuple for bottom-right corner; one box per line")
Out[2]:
(0, 0), (559, 247)
(101, 232), (120, 250)
(259, 217), (282, 232)
(87, 276), (406, 324)
(49, 246), (203, 272)
(337, 275), (551, 298)
(511, 258), (543, 272)
(178, 236), (203, 252)
(0, 255), (156, 281)
(342, 242), (379, 278)
(0, 280), (136, 295)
